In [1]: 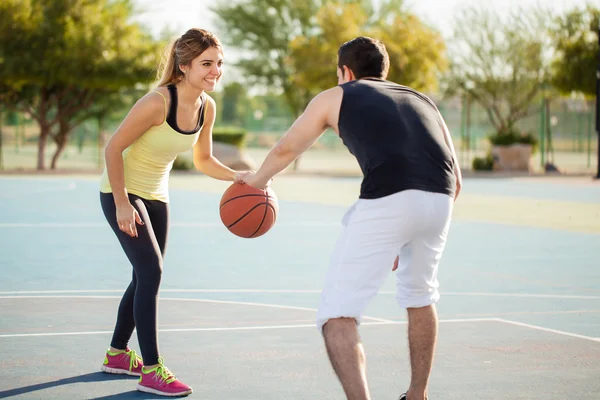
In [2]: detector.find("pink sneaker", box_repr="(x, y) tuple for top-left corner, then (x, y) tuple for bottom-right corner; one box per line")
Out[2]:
(136, 358), (192, 397)
(101, 348), (144, 376)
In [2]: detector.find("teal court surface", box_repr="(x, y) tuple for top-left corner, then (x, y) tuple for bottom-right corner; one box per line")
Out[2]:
(0, 174), (599, 399)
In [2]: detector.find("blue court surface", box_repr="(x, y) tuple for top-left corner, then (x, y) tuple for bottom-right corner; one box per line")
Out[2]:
(0, 174), (599, 399)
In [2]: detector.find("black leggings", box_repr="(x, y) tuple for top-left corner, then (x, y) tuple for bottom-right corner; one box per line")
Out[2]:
(100, 192), (169, 366)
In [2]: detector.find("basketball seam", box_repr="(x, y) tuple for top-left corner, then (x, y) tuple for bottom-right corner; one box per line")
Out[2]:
(250, 192), (269, 238)
(220, 193), (267, 209)
(226, 202), (268, 229)
(249, 201), (277, 238)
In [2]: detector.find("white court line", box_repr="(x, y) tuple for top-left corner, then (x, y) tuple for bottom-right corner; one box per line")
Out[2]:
(0, 319), (497, 339)
(4, 295), (599, 342)
(0, 183), (78, 196)
(1, 289), (599, 300)
(0, 223), (105, 228)
(0, 295), (392, 324)
(438, 292), (600, 300)
(0, 222), (339, 228)
(494, 318), (600, 343)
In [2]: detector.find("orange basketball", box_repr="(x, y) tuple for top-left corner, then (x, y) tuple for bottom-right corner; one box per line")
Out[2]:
(219, 183), (278, 238)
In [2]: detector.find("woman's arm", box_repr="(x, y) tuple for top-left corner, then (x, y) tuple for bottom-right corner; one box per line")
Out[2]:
(192, 96), (243, 181)
(104, 91), (164, 237)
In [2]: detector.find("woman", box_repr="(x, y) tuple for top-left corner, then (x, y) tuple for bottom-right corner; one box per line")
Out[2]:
(98, 28), (247, 397)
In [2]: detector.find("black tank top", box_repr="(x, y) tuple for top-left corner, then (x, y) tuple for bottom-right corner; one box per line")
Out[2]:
(338, 78), (456, 199)
(166, 84), (205, 134)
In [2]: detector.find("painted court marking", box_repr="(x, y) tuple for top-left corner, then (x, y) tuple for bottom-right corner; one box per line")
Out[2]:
(1, 289), (598, 300)
(0, 295), (393, 324)
(495, 318), (600, 343)
(1, 295), (599, 342)
(0, 318), (496, 339)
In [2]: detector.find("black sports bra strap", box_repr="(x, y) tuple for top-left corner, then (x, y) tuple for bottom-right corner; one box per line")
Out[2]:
(166, 84), (178, 128)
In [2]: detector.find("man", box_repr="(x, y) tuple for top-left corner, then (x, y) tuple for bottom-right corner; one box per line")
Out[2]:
(242, 36), (462, 400)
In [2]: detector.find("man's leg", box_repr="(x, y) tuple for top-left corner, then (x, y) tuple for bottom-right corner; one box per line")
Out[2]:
(317, 198), (402, 400)
(323, 317), (370, 400)
(406, 304), (438, 400)
(395, 191), (453, 400)
(317, 223), (396, 400)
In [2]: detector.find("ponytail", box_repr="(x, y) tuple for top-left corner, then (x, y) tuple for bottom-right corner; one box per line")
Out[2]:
(156, 38), (183, 87)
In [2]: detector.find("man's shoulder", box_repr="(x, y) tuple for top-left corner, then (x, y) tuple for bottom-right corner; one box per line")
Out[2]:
(385, 83), (438, 110)
(314, 86), (343, 103)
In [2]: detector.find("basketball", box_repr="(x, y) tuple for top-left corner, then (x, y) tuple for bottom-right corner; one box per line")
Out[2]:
(219, 182), (278, 238)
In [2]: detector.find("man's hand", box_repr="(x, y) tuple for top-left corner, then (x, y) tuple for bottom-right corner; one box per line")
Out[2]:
(233, 170), (254, 183)
(240, 172), (272, 189)
(392, 255), (399, 271)
(455, 178), (462, 202)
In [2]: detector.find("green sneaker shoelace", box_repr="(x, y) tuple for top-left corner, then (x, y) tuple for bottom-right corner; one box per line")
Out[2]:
(146, 357), (176, 384)
(124, 349), (142, 372)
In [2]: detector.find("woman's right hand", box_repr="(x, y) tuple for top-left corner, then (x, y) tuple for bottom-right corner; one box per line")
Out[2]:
(116, 201), (144, 238)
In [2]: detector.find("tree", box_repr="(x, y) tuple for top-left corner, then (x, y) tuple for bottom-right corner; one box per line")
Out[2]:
(211, 0), (321, 119)
(288, 3), (367, 96)
(0, 0), (162, 169)
(445, 6), (548, 134)
(220, 82), (249, 126)
(550, 5), (600, 96)
(290, 1), (447, 95)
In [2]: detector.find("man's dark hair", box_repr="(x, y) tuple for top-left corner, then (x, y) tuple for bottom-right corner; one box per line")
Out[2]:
(337, 36), (390, 80)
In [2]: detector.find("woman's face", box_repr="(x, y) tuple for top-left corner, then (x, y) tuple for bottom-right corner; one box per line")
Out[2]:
(182, 46), (224, 92)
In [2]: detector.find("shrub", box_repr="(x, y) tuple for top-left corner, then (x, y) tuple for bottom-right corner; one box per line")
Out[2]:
(472, 153), (494, 171)
(172, 155), (193, 170)
(488, 127), (538, 153)
(212, 126), (247, 148)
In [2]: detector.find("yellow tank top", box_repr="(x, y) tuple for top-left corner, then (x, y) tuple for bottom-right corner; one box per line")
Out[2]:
(99, 90), (205, 203)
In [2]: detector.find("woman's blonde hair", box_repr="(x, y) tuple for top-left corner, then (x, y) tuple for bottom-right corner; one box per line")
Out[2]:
(156, 28), (222, 87)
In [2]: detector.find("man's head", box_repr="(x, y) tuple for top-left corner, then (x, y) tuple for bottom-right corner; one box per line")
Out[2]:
(337, 36), (390, 84)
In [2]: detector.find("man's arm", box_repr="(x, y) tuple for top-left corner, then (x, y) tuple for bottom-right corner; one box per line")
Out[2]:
(246, 88), (339, 188)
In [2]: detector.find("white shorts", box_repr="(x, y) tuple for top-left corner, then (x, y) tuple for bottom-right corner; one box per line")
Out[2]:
(316, 189), (453, 332)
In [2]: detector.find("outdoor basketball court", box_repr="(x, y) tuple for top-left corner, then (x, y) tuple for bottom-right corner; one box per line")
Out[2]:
(0, 174), (599, 399)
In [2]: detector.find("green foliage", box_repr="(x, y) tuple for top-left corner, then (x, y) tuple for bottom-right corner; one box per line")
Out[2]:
(445, 6), (547, 133)
(290, 1), (447, 94)
(212, 0), (320, 117)
(289, 3), (368, 95)
(0, 0), (164, 169)
(370, 5), (447, 91)
(213, 0), (446, 114)
(212, 126), (247, 148)
(220, 83), (249, 126)
(0, 0), (160, 88)
(472, 153), (494, 171)
(488, 128), (539, 152)
(172, 155), (193, 171)
(550, 5), (600, 96)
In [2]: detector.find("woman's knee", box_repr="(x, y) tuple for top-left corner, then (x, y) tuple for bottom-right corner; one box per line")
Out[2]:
(133, 257), (163, 285)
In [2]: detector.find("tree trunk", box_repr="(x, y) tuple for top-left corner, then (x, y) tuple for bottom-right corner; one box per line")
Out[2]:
(37, 124), (49, 170)
(36, 89), (52, 170)
(50, 137), (67, 169)
(0, 108), (3, 170)
(50, 121), (70, 170)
